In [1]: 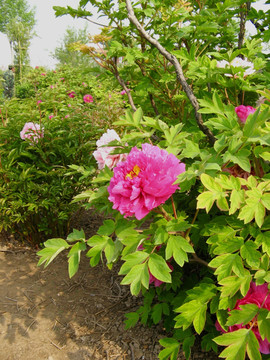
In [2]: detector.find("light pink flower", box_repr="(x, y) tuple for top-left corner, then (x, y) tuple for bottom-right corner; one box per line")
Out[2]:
(83, 94), (93, 103)
(216, 282), (270, 354)
(93, 129), (126, 170)
(235, 105), (256, 123)
(67, 91), (76, 98)
(20, 122), (44, 143)
(35, 66), (39, 69)
(108, 144), (185, 220)
(121, 89), (130, 95)
(65, 115), (69, 118)
(82, 82), (87, 87)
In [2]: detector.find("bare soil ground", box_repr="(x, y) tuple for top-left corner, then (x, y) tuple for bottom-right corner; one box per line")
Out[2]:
(0, 210), (220, 360)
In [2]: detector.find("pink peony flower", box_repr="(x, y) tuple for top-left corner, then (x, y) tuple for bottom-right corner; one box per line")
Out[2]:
(216, 282), (270, 354)
(235, 105), (256, 123)
(82, 82), (87, 87)
(108, 144), (185, 220)
(20, 122), (44, 143)
(68, 104), (71, 107)
(93, 129), (126, 170)
(41, 73), (46, 76)
(37, 100), (42, 105)
(67, 91), (76, 98)
(83, 94), (94, 103)
(35, 66), (39, 69)
(49, 115), (54, 119)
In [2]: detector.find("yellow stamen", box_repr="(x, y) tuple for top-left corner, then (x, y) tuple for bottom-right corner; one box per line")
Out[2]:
(125, 165), (141, 179)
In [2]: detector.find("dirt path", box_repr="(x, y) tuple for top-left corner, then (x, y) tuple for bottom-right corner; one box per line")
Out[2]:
(0, 210), (220, 360)
(0, 244), (165, 360)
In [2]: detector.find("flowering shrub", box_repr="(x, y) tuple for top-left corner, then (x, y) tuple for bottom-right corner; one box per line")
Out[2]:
(31, 1), (270, 359)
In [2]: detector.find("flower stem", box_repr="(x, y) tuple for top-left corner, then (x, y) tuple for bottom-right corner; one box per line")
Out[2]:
(171, 196), (177, 219)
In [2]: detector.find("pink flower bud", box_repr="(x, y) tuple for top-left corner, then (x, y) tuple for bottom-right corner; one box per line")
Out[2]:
(235, 105), (256, 123)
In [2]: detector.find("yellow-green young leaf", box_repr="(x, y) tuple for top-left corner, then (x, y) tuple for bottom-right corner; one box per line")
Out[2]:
(229, 189), (245, 214)
(238, 199), (265, 227)
(148, 253), (172, 283)
(214, 328), (261, 360)
(197, 191), (216, 212)
(256, 231), (270, 256)
(133, 107), (143, 126)
(261, 193), (270, 210)
(175, 300), (207, 334)
(201, 174), (223, 192)
(216, 195), (229, 211)
(240, 241), (261, 268)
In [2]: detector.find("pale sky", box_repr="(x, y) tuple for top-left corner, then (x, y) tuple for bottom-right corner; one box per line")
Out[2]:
(0, 0), (102, 70)
(0, 0), (269, 70)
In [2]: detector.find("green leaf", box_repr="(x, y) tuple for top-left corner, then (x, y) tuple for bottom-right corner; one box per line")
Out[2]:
(119, 251), (149, 275)
(258, 308), (270, 342)
(166, 235), (194, 267)
(67, 228), (85, 242)
(67, 241), (87, 278)
(97, 219), (115, 236)
(209, 254), (245, 281)
(37, 238), (70, 267)
(124, 312), (140, 330)
(256, 231), (270, 256)
(240, 241), (261, 268)
(229, 189), (245, 215)
(159, 338), (180, 360)
(238, 199), (265, 228)
(197, 191), (216, 213)
(214, 328), (261, 360)
(226, 304), (259, 327)
(148, 253), (172, 283)
(175, 300), (207, 334)
(121, 262), (149, 295)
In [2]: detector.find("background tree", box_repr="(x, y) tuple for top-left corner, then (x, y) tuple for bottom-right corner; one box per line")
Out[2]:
(0, 0), (35, 69)
(6, 17), (35, 80)
(51, 26), (94, 68)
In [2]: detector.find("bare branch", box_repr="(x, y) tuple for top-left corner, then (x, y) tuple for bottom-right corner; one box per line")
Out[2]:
(125, 0), (216, 145)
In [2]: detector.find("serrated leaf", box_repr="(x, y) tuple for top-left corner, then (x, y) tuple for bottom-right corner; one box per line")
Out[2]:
(166, 235), (194, 267)
(159, 338), (180, 360)
(214, 328), (261, 360)
(240, 241), (261, 268)
(97, 219), (115, 236)
(124, 312), (140, 330)
(226, 304), (259, 327)
(175, 300), (207, 334)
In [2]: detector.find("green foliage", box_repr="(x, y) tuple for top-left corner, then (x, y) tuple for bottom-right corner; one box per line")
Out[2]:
(33, 1), (270, 360)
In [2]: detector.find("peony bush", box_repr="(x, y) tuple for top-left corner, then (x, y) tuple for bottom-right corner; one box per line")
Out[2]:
(11, 0), (270, 359)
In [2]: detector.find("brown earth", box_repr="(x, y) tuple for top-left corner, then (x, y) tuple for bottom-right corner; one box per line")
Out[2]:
(0, 210), (220, 360)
